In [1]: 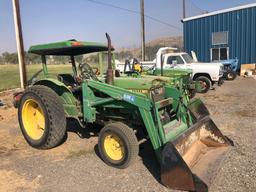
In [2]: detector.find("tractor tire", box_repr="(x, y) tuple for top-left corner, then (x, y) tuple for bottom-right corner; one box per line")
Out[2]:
(98, 122), (138, 169)
(18, 85), (66, 149)
(195, 76), (211, 93)
(226, 71), (237, 81)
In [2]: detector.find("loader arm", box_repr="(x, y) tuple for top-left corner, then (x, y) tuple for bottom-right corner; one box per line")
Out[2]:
(84, 80), (233, 191)
(82, 81), (172, 156)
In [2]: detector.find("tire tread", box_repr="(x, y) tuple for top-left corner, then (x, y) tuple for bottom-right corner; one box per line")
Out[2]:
(19, 85), (66, 149)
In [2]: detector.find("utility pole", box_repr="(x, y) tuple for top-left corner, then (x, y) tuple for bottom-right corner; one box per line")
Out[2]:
(140, 0), (145, 61)
(183, 0), (186, 18)
(12, 0), (27, 89)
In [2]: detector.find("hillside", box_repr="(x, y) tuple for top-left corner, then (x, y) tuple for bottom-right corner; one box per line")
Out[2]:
(116, 36), (183, 61)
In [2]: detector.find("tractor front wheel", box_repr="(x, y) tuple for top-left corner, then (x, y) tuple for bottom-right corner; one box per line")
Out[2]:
(98, 122), (138, 169)
(18, 85), (66, 149)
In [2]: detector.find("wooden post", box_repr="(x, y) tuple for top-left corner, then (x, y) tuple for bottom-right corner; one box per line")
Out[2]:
(140, 0), (145, 61)
(183, 0), (186, 18)
(12, 0), (27, 89)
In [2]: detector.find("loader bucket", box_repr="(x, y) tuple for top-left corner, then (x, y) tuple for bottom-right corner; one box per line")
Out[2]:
(161, 99), (233, 191)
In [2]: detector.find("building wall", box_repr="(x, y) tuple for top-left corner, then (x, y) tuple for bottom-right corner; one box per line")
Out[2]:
(183, 6), (256, 68)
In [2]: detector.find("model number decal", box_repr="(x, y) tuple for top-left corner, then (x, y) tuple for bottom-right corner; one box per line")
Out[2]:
(123, 94), (135, 103)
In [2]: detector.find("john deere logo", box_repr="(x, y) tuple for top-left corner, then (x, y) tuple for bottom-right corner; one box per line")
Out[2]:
(129, 89), (148, 94)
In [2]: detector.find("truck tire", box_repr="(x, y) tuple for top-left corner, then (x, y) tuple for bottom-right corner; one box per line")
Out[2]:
(226, 71), (237, 81)
(18, 85), (66, 149)
(98, 122), (138, 169)
(195, 76), (211, 93)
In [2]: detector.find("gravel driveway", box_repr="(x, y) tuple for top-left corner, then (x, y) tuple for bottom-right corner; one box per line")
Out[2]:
(0, 77), (255, 192)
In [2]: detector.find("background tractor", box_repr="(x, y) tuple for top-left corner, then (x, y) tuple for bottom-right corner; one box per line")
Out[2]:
(120, 57), (198, 99)
(14, 34), (233, 191)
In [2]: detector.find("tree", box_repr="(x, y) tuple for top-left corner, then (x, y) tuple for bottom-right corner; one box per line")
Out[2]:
(75, 55), (84, 64)
(51, 56), (69, 64)
(25, 52), (41, 64)
(1, 52), (18, 64)
(84, 54), (98, 64)
(0, 55), (3, 64)
(116, 50), (133, 61)
(145, 45), (163, 61)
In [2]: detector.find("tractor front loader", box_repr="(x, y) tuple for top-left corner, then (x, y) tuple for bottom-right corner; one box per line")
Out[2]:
(14, 34), (233, 191)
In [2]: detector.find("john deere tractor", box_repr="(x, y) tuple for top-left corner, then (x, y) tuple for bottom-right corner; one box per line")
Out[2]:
(121, 58), (198, 98)
(14, 34), (232, 191)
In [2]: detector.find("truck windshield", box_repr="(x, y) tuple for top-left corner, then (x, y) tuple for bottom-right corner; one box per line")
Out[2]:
(182, 54), (194, 64)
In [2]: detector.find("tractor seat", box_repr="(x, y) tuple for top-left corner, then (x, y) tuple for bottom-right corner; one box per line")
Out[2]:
(57, 74), (77, 87)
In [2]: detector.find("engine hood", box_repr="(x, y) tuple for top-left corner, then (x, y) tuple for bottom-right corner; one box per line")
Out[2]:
(113, 76), (170, 91)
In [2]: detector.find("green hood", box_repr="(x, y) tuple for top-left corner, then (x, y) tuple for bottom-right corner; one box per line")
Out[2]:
(113, 76), (174, 91)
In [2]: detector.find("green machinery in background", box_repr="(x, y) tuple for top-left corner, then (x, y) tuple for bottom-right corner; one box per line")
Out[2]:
(14, 34), (233, 191)
(118, 57), (199, 98)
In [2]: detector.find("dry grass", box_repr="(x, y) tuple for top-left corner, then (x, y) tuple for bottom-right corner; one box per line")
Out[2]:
(0, 64), (72, 91)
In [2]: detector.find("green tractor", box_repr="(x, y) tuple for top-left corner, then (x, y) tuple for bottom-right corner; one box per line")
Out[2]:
(120, 58), (198, 98)
(14, 34), (233, 191)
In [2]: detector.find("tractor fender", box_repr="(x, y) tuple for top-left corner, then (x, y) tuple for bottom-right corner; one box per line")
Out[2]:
(34, 79), (80, 118)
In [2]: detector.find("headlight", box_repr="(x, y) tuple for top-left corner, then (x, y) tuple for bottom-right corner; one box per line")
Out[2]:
(219, 66), (224, 76)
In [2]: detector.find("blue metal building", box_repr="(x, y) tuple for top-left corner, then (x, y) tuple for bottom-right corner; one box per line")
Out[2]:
(182, 3), (256, 69)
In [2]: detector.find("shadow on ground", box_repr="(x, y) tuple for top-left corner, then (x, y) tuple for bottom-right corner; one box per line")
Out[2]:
(66, 118), (102, 139)
(139, 141), (161, 182)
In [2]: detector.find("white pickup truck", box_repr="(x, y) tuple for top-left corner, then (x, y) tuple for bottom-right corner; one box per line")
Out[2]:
(115, 47), (224, 93)
(154, 47), (224, 93)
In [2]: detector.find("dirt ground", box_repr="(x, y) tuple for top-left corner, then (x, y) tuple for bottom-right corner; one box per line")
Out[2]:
(0, 77), (256, 192)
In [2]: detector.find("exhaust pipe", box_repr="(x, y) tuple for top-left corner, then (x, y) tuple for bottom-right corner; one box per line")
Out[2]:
(105, 33), (114, 85)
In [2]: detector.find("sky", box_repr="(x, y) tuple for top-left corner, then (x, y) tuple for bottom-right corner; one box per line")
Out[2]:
(0, 0), (255, 53)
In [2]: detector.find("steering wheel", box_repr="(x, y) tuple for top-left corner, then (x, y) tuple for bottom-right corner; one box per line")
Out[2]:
(27, 69), (43, 85)
(91, 67), (100, 75)
(78, 63), (99, 81)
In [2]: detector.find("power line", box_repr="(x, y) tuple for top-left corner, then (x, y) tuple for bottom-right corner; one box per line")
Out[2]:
(189, 0), (207, 13)
(144, 14), (181, 31)
(86, 0), (181, 31)
(87, 0), (139, 14)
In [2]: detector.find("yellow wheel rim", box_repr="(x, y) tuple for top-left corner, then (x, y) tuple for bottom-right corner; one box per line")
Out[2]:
(103, 133), (125, 161)
(21, 99), (45, 140)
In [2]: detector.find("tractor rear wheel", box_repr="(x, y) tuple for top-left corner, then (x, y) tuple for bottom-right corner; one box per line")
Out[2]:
(98, 122), (138, 169)
(18, 85), (66, 149)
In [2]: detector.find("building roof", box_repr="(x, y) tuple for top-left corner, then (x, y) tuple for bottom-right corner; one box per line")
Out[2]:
(182, 3), (256, 22)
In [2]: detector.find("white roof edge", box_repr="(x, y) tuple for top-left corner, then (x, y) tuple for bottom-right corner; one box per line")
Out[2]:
(182, 3), (256, 22)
